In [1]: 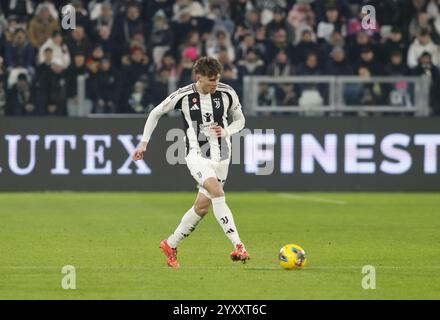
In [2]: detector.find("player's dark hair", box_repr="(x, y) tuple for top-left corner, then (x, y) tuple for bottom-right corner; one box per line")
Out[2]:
(193, 56), (223, 77)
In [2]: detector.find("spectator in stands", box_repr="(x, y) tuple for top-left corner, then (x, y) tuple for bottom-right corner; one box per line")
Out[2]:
(409, 10), (440, 42)
(267, 50), (294, 76)
(5, 72), (35, 116)
(86, 44), (104, 74)
(177, 46), (198, 87)
(316, 4), (347, 45)
(95, 25), (120, 66)
(266, 6), (295, 42)
(206, 28), (235, 63)
(217, 48), (237, 75)
(296, 52), (325, 108)
(171, 3), (213, 49)
(236, 32), (265, 61)
(3, 15), (26, 44)
(70, 0), (92, 36)
(34, 47), (53, 83)
(180, 30), (203, 62)
(321, 30), (346, 57)
(265, 28), (294, 64)
(348, 30), (377, 64)
(36, 57), (68, 116)
(150, 67), (171, 107)
(121, 46), (154, 112)
(237, 48), (265, 79)
(242, 8), (262, 35)
(383, 26), (408, 61)
(38, 31), (70, 69)
(128, 79), (151, 114)
(66, 53), (93, 117)
(148, 9), (173, 66)
(386, 50), (410, 75)
(411, 51), (440, 115)
(113, 2), (148, 46)
(221, 64), (241, 97)
(313, 0), (352, 24)
(297, 51), (323, 76)
(7, 0), (35, 22)
(357, 46), (386, 76)
(34, 1), (58, 20)
(4, 28), (35, 75)
(407, 29), (440, 68)
(27, 4), (59, 48)
(325, 46), (353, 75)
(276, 83), (297, 107)
(91, 55), (120, 113)
(293, 28), (321, 66)
(344, 66), (384, 107)
(66, 25), (92, 58)
(287, 1), (316, 44)
(144, 0), (174, 21)
(91, 1), (115, 32)
(159, 51), (177, 76)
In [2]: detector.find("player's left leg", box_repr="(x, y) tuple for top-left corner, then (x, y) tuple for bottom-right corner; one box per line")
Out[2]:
(161, 193), (211, 268)
(166, 192), (210, 248)
(203, 178), (250, 262)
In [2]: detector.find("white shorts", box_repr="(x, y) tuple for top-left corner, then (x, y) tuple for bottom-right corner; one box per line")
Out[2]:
(185, 150), (229, 199)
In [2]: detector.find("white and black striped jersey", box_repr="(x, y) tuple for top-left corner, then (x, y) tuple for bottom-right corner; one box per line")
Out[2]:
(141, 82), (245, 162)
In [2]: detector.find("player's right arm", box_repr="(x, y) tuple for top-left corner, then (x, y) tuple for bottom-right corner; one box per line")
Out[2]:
(132, 91), (181, 161)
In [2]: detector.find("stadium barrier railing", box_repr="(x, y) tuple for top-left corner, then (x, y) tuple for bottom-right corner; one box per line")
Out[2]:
(242, 75), (431, 117)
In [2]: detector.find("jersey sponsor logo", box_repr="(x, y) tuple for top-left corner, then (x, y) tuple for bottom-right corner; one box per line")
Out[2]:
(203, 112), (212, 122)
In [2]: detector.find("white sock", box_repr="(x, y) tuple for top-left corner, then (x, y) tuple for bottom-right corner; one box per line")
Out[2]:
(211, 196), (242, 248)
(167, 206), (202, 248)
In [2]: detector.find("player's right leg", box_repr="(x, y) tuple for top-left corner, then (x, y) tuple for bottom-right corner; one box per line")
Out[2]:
(161, 192), (211, 268)
(203, 178), (250, 263)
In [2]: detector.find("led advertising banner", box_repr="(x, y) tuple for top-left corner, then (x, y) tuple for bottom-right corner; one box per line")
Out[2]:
(0, 117), (439, 191)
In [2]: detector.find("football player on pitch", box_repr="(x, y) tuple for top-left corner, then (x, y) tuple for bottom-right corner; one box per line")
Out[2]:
(132, 56), (249, 268)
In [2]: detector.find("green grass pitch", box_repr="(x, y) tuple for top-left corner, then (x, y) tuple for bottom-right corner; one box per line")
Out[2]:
(0, 192), (439, 300)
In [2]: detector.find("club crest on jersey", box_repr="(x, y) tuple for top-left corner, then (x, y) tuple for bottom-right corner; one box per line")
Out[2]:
(192, 97), (197, 103)
(213, 98), (221, 109)
(203, 112), (212, 122)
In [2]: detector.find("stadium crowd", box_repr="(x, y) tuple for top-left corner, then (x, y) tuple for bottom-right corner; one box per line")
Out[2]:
(0, 0), (439, 116)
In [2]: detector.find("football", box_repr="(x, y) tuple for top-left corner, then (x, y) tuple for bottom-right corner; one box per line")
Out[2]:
(278, 244), (307, 270)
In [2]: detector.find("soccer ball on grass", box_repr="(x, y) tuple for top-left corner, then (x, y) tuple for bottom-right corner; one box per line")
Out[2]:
(278, 244), (307, 270)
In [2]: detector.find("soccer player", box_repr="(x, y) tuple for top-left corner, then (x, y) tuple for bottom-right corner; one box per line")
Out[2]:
(132, 56), (249, 268)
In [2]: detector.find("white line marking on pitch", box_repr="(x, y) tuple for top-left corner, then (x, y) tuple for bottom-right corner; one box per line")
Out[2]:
(1, 266), (440, 270)
(277, 193), (349, 205)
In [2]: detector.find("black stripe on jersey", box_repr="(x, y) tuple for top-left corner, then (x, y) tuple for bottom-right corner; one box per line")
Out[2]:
(174, 96), (185, 110)
(220, 90), (233, 109)
(211, 91), (229, 161)
(187, 92), (210, 157)
(217, 83), (232, 90)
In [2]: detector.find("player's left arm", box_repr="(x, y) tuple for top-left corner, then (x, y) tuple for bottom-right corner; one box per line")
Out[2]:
(212, 90), (245, 138)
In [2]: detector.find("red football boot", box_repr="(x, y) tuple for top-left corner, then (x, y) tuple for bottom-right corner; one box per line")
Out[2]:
(160, 240), (180, 268)
(230, 244), (250, 263)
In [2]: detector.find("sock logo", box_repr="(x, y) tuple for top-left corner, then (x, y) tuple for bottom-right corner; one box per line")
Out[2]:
(226, 228), (235, 234)
(220, 216), (229, 224)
